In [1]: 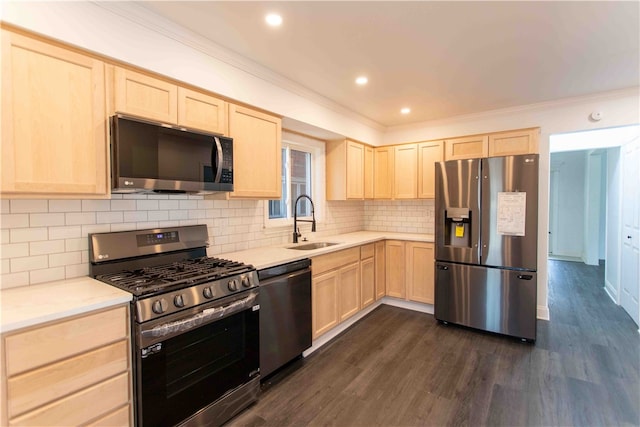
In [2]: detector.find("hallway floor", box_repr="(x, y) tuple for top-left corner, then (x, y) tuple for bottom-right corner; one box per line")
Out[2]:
(229, 260), (640, 426)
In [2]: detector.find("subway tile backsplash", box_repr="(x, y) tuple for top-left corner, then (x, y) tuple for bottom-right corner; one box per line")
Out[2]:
(0, 195), (435, 289)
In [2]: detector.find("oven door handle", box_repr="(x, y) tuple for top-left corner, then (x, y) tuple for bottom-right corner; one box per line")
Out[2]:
(141, 291), (258, 341)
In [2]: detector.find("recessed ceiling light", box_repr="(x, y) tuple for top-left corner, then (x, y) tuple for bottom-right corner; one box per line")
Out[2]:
(401, 107), (411, 114)
(355, 76), (368, 85)
(265, 13), (283, 27)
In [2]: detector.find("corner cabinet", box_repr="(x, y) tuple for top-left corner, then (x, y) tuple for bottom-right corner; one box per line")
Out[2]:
(228, 104), (282, 199)
(1, 29), (109, 198)
(374, 146), (394, 199)
(326, 139), (366, 200)
(311, 247), (361, 339)
(417, 140), (444, 199)
(1, 305), (133, 426)
(393, 143), (418, 199)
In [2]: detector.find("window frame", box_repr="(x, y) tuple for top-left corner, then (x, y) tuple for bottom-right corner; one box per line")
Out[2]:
(264, 135), (325, 229)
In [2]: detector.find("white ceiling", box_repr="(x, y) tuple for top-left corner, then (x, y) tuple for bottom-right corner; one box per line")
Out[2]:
(139, 1), (639, 128)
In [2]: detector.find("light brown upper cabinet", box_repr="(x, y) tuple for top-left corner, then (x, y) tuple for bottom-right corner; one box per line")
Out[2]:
(393, 143), (418, 199)
(445, 134), (489, 160)
(326, 139), (366, 200)
(114, 67), (178, 124)
(445, 128), (540, 160)
(177, 87), (228, 135)
(113, 67), (227, 135)
(1, 29), (109, 198)
(364, 145), (374, 199)
(228, 104), (282, 199)
(374, 146), (394, 199)
(488, 128), (539, 157)
(417, 140), (444, 198)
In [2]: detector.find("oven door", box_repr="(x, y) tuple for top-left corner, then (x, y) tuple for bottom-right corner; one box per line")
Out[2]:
(135, 290), (259, 427)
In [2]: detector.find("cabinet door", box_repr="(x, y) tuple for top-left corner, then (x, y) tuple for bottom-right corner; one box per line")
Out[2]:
(114, 67), (177, 123)
(445, 135), (488, 160)
(375, 241), (386, 300)
(406, 242), (435, 304)
(394, 144), (418, 199)
(364, 145), (374, 199)
(1, 30), (108, 197)
(346, 140), (365, 199)
(312, 270), (339, 339)
(385, 240), (406, 298)
(374, 147), (394, 199)
(360, 256), (375, 308)
(177, 87), (227, 135)
(418, 141), (444, 199)
(339, 262), (361, 322)
(488, 128), (539, 157)
(229, 104), (282, 199)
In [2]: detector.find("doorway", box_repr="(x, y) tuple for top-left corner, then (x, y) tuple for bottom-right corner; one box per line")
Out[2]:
(549, 124), (640, 326)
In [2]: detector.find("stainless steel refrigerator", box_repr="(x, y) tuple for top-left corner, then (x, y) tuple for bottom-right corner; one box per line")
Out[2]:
(434, 154), (538, 341)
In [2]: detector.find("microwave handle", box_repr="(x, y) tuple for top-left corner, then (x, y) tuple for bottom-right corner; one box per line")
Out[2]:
(212, 136), (223, 183)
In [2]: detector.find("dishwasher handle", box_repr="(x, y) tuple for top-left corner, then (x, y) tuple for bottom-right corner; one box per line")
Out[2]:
(258, 258), (311, 281)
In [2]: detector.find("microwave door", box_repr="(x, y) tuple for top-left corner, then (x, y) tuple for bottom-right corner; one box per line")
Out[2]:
(212, 136), (223, 183)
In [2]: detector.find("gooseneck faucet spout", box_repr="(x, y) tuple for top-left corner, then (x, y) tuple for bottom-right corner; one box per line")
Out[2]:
(293, 194), (316, 243)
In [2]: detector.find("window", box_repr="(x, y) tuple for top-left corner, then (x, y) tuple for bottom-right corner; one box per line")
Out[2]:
(265, 135), (325, 228)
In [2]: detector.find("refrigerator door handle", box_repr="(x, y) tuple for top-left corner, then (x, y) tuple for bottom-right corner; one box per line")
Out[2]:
(517, 274), (533, 280)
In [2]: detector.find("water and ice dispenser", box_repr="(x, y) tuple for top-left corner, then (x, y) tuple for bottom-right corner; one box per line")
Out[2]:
(444, 207), (471, 248)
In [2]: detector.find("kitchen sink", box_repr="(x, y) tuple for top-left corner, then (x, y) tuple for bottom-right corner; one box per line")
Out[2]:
(287, 242), (340, 250)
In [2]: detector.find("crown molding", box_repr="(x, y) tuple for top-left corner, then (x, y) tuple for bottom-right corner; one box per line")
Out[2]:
(93, 1), (385, 132)
(388, 86), (640, 133)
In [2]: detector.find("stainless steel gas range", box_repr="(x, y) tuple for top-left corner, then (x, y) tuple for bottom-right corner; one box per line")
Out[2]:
(89, 225), (259, 427)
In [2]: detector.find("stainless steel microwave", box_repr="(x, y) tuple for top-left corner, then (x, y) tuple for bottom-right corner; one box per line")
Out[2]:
(110, 115), (233, 194)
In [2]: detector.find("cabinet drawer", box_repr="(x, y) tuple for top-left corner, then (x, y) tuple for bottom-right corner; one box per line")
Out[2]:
(360, 243), (375, 259)
(7, 340), (128, 418)
(5, 306), (128, 376)
(86, 404), (131, 427)
(312, 247), (360, 276)
(9, 372), (129, 427)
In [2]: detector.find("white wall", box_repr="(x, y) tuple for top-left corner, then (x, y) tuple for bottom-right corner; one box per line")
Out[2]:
(1, 1), (384, 144)
(2, 1), (640, 318)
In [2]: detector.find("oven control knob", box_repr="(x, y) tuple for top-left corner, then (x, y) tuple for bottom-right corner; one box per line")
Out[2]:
(227, 279), (239, 291)
(241, 275), (251, 288)
(203, 287), (214, 299)
(174, 294), (186, 308)
(152, 298), (168, 314)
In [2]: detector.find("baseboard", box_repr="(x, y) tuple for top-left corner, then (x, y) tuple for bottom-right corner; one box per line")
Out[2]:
(537, 305), (550, 321)
(380, 297), (434, 314)
(604, 278), (618, 304)
(305, 298), (549, 356)
(548, 255), (583, 262)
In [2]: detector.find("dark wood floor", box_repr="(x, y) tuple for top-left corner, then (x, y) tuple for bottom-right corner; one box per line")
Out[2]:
(229, 260), (640, 426)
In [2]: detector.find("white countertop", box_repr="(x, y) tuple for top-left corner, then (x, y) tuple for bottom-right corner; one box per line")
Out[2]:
(1, 276), (132, 333)
(1, 231), (431, 333)
(220, 231), (434, 270)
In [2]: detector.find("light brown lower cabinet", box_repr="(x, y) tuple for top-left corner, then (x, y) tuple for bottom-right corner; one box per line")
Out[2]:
(406, 241), (435, 304)
(385, 240), (406, 299)
(1, 305), (133, 426)
(375, 241), (386, 299)
(385, 240), (435, 304)
(360, 244), (375, 308)
(311, 247), (361, 339)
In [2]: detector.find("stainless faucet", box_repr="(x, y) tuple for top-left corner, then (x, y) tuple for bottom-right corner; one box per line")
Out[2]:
(293, 194), (316, 243)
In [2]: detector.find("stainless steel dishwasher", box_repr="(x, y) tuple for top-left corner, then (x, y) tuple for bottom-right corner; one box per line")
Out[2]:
(258, 258), (312, 379)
